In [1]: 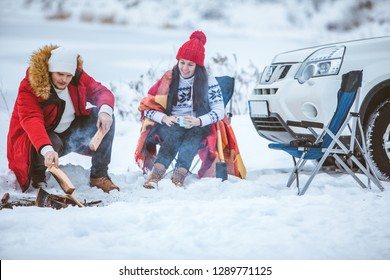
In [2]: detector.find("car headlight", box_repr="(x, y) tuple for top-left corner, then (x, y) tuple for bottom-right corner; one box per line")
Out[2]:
(295, 46), (345, 84)
(263, 65), (276, 82)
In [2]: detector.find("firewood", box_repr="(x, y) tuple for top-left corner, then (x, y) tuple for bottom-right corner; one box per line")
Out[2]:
(48, 165), (76, 195)
(1, 193), (10, 204)
(89, 128), (105, 151)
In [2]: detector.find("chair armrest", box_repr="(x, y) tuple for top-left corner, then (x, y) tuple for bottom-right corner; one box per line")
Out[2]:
(287, 120), (324, 129)
(350, 112), (360, 117)
(300, 120), (324, 129)
(286, 120), (303, 127)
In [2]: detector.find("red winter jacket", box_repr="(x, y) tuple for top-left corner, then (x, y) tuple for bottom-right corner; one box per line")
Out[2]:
(7, 45), (115, 192)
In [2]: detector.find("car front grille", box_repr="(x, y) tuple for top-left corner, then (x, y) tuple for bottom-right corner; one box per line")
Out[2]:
(251, 116), (286, 131)
(279, 65), (291, 79)
(254, 64), (293, 95)
(262, 64), (293, 84)
(253, 88), (278, 95)
(250, 113), (304, 143)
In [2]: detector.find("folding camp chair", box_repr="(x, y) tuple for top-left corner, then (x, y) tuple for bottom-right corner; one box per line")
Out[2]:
(268, 70), (384, 195)
(216, 75), (235, 120)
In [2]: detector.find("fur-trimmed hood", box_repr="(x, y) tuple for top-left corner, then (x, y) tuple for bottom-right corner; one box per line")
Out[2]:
(28, 45), (83, 100)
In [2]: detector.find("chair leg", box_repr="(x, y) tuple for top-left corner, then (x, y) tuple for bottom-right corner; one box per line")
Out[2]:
(299, 153), (330, 195)
(333, 154), (368, 189)
(355, 119), (384, 191)
(298, 148), (335, 195)
(349, 154), (384, 191)
(286, 157), (307, 188)
(334, 118), (384, 191)
(189, 156), (201, 174)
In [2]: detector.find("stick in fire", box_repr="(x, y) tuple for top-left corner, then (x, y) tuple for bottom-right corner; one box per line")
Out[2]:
(47, 165), (85, 208)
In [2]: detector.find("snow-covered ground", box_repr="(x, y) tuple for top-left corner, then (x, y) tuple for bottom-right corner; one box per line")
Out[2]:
(1, 0), (390, 279)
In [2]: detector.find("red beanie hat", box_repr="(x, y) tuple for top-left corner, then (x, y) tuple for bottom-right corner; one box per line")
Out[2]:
(176, 30), (207, 66)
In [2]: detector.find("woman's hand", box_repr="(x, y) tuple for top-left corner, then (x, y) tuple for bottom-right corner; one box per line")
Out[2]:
(162, 115), (178, 127)
(182, 116), (202, 129)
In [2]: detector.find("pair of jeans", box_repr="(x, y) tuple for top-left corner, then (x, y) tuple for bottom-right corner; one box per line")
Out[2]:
(31, 108), (115, 178)
(155, 123), (210, 171)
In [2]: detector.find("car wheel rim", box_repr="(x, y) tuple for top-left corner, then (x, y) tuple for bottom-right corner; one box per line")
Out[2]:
(384, 123), (390, 161)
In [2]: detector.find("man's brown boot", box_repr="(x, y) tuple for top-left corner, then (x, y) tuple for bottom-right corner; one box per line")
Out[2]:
(171, 167), (188, 188)
(90, 177), (120, 193)
(31, 173), (47, 189)
(144, 163), (166, 189)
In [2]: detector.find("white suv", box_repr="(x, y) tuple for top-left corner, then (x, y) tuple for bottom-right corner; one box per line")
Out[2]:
(248, 36), (390, 179)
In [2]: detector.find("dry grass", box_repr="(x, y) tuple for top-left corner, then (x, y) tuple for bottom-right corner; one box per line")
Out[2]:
(46, 11), (71, 21)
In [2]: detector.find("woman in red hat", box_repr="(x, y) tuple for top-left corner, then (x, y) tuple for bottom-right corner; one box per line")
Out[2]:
(136, 30), (225, 188)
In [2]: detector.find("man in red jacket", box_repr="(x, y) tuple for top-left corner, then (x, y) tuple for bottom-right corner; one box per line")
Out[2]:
(7, 45), (120, 193)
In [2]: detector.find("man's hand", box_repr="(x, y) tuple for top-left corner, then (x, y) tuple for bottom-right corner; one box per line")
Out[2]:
(44, 150), (59, 168)
(97, 112), (113, 134)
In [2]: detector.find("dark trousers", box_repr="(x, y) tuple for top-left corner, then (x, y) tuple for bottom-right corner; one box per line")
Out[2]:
(156, 124), (210, 171)
(31, 108), (115, 178)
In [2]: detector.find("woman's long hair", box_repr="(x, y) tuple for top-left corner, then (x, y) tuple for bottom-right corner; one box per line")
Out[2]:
(169, 63), (209, 114)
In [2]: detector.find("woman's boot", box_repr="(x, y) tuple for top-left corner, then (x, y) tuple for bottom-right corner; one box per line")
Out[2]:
(171, 167), (188, 187)
(144, 163), (166, 189)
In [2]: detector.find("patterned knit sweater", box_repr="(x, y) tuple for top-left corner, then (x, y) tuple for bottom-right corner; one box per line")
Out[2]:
(145, 74), (224, 127)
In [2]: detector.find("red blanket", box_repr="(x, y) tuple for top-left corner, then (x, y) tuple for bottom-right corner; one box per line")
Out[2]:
(198, 116), (246, 179)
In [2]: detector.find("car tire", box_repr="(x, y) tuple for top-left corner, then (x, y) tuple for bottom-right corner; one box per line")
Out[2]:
(365, 100), (390, 180)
